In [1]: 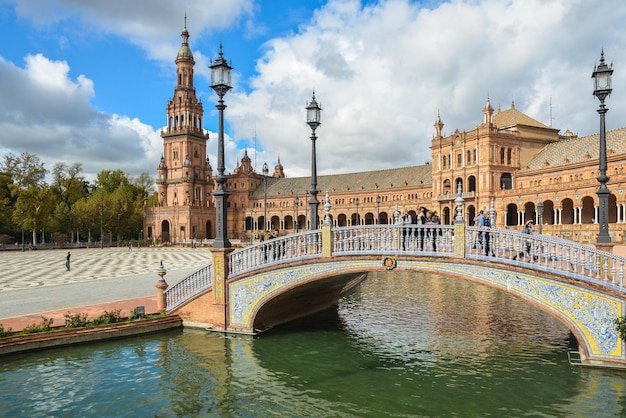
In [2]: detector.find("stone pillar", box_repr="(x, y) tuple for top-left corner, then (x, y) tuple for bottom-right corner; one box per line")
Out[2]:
(209, 247), (234, 330)
(155, 260), (168, 313)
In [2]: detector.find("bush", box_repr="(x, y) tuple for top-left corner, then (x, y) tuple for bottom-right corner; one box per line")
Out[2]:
(615, 316), (626, 342)
(64, 312), (89, 328)
(92, 309), (122, 326)
(23, 317), (53, 334)
(0, 324), (13, 337)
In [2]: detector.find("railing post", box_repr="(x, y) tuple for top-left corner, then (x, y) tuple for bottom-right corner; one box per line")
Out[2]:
(322, 223), (333, 257)
(209, 247), (234, 330)
(155, 260), (168, 313)
(454, 221), (466, 258)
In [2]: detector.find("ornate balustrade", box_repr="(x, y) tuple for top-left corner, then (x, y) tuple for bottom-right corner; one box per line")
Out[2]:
(165, 264), (212, 311)
(228, 230), (323, 277)
(465, 226), (626, 291)
(165, 224), (626, 311)
(332, 224), (455, 256)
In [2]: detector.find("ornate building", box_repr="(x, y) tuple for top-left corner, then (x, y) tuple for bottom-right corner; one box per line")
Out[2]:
(145, 25), (626, 246)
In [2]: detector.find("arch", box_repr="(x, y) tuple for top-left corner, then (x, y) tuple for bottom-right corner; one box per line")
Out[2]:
(284, 215), (294, 230)
(161, 220), (170, 243)
(467, 175), (477, 193)
(609, 193), (618, 223)
(364, 212), (375, 225)
(337, 214), (347, 227)
(454, 177), (463, 192)
(227, 259), (623, 363)
(541, 200), (554, 225)
(443, 179), (451, 194)
(442, 206), (451, 225)
(205, 220), (212, 240)
(523, 202), (536, 224)
(380, 212), (389, 225)
(561, 199), (574, 225)
(270, 216), (280, 230)
(506, 203), (518, 226)
(581, 196), (595, 224)
(245, 217), (254, 231)
(466, 205), (476, 225)
(500, 173), (512, 190)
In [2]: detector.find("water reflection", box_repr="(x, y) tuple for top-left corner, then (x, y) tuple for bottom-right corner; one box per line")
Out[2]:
(1, 271), (626, 417)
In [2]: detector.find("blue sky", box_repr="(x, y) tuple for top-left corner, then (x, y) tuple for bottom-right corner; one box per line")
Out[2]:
(1, 0), (625, 182)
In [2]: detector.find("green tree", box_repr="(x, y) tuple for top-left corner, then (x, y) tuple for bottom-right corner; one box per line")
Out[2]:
(1, 152), (46, 196)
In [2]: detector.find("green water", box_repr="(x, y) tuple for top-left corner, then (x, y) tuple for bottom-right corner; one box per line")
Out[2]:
(2, 271), (626, 417)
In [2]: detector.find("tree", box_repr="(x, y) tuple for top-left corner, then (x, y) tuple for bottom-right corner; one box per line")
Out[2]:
(0, 152), (46, 196)
(95, 170), (130, 194)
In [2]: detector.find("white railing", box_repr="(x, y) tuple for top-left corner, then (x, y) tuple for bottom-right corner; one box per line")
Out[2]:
(332, 224), (455, 256)
(464, 226), (626, 291)
(165, 264), (212, 311)
(228, 230), (323, 277)
(167, 224), (626, 311)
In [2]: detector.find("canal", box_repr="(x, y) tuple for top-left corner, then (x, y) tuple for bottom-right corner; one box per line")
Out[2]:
(1, 271), (626, 417)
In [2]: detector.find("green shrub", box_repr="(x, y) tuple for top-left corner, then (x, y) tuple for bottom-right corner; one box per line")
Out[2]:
(615, 316), (626, 342)
(0, 324), (13, 338)
(23, 316), (53, 334)
(64, 312), (89, 328)
(92, 309), (122, 326)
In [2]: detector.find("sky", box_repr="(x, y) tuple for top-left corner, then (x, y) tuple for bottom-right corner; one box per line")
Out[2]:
(0, 0), (625, 184)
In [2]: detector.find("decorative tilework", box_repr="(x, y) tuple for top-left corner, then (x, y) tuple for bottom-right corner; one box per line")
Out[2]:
(229, 260), (380, 327)
(401, 261), (624, 360)
(227, 258), (624, 362)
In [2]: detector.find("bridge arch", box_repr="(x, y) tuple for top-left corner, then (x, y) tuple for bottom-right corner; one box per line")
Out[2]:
(227, 257), (623, 364)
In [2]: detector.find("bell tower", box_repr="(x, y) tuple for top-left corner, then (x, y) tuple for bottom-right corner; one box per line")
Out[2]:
(145, 18), (215, 243)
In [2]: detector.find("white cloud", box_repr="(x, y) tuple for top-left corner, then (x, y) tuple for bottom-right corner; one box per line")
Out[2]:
(227, 0), (626, 177)
(0, 54), (160, 181)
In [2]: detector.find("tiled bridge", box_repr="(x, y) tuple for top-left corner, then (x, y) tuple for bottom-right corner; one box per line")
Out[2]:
(162, 221), (626, 368)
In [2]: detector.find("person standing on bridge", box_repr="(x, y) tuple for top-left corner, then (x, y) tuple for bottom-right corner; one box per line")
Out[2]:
(482, 213), (493, 256)
(513, 220), (534, 260)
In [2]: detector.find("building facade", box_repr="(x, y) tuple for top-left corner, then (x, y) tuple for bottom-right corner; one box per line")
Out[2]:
(144, 26), (626, 245)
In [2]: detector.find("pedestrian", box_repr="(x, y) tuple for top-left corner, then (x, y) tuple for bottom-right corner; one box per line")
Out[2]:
(425, 210), (441, 251)
(417, 207), (427, 250)
(482, 212), (493, 256)
(66, 251), (71, 271)
(473, 210), (485, 249)
(128, 241), (132, 251)
(513, 220), (534, 260)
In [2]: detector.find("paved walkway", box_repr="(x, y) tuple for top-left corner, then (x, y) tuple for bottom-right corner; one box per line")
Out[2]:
(0, 247), (212, 332)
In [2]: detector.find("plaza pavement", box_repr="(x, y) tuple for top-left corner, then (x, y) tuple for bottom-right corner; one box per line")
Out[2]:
(0, 246), (213, 332)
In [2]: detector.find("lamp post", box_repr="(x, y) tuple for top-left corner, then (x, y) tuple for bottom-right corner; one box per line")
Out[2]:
(210, 44), (233, 248)
(294, 196), (300, 232)
(306, 91), (321, 230)
(100, 208), (103, 249)
(592, 50), (613, 244)
(537, 200), (544, 235)
(355, 197), (360, 226)
(20, 209), (24, 252)
(263, 162), (269, 232)
(376, 195), (381, 224)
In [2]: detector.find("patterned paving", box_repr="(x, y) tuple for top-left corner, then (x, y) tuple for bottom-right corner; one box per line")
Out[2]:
(0, 247), (212, 292)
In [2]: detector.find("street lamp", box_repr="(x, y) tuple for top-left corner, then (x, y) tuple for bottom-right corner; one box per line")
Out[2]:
(537, 200), (544, 235)
(100, 208), (103, 249)
(355, 197), (360, 226)
(592, 50), (613, 244)
(20, 209), (24, 252)
(294, 196), (300, 232)
(376, 195), (381, 224)
(306, 90), (321, 230)
(263, 162), (269, 233)
(210, 43), (233, 248)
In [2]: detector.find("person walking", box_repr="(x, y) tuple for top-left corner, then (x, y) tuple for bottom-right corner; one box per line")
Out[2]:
(425, 210), (441, 251)
(66, 251), (71, 271)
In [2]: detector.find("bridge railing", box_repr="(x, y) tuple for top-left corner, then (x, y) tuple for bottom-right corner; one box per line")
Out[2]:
(464, 226), (626, 292)
(228, 230), (323, 277)
(165, 263), (212, 311)
(332, 224), (455, 256)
